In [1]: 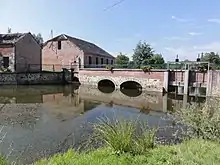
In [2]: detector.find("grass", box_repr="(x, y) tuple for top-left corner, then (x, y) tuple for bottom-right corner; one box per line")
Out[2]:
(34, 139), (220, 165)
(91, 117), (156, 155)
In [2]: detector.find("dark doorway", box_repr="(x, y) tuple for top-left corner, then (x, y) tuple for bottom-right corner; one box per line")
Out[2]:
(89, 56), (92, 65)
(3, 57), (9, 68)
(78, 58), (81, 68)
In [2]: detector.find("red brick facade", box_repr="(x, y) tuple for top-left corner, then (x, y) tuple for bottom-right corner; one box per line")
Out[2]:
(42, 40), (83, 71)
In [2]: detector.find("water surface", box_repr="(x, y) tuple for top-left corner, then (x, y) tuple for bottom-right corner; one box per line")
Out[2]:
(0, 85), (205, 164)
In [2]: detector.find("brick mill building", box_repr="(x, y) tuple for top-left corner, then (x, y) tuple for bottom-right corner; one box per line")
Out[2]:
(42, 34), (115, 71)
(0, 33), (42, 72)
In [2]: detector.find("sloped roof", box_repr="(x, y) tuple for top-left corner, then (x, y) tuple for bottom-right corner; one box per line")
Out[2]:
(0, 33), (27, 45)
(45, 34), (115, 58)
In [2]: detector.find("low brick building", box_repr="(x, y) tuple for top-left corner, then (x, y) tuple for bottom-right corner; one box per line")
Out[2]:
(0, 33), (42, 72)
(42, 34), (115, 71)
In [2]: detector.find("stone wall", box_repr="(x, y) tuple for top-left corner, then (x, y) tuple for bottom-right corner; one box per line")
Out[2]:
(78, 69), (165, 92)
(206, 70), (220, 96)
(0, 71), (69, 85)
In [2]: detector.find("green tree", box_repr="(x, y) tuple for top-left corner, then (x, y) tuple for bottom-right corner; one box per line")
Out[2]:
(150, 54), (165, 68)
(33, 33), (44, 45)
(201, 52), (220, 64)
(132, 41), (154, 67)
(200, 52), (220, 70)
(115, 52), (130, 68)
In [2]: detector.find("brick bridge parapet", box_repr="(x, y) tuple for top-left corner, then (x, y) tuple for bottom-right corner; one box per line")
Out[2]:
(78, 69), (165, 92)
(76, 68), (210, 94)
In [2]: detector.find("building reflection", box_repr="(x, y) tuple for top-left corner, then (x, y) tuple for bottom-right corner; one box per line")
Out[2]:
(0, 85), (207, 116)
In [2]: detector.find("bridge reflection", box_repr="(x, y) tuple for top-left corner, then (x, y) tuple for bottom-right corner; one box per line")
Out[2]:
(0, 85), (206, 115)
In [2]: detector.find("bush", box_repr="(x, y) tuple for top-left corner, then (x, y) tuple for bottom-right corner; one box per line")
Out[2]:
(173, 90), (220, 141)
(92, 117), (157, 155)
(105, 65), (114, 71)
(0, 156), (7, 165)
(141, 66), (153, 72)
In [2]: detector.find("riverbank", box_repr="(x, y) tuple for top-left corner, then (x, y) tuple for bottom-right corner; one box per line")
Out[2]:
(32, 139), (220, 165)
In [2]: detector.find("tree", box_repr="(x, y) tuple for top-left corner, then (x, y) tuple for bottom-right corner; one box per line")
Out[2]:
(149, 54), (165, 68)
(115, 52), (130, 68)
(33, 33), (44, 45)
(201, 52), (220, 64)
(132, 41), (154, 67)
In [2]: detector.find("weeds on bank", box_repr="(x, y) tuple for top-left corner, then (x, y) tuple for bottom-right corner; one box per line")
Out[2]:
(173, 90), (220, 142)
(92, 116), (157, 155)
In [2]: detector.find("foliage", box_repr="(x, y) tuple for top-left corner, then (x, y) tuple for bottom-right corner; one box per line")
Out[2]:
(115, 53), (130, 68)
(0, 155), (7, 165)
(92, 117), (156, 155)
(173, 90), (220, 141)
(32, 33), (44, 45)
(34, 139), (220, 165)
(201, 52), (220, 64)
(132, 41), (154, 66)
(198, 52), (220, 70)
(132, 41), (165, 68)
(105, 65), (114, 71)
(141, 66), (153, 72)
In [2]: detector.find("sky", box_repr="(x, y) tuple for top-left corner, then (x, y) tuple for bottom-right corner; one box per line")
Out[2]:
(1, 0), (220, 61)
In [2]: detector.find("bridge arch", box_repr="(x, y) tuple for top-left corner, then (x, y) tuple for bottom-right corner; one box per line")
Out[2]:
(98, 79), (115, 93)
(120, 81), (142, 90)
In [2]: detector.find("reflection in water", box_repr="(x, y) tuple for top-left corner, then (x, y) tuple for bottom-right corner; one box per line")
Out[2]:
(0, 85), (206, 164)
(98, 86), (115, 93)
(120, 88), (142, 97)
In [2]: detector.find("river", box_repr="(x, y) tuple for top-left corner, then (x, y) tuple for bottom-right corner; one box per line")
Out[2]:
(0, 85), (205, 164)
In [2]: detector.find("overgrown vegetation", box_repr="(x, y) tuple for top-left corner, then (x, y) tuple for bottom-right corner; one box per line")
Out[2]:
(173, 90), (220, 142)
(92, 117), (156, 155)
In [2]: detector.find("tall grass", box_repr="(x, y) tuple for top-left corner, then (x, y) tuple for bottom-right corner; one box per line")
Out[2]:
(92, 116), (157, 155)
(173, 89), (220, 141)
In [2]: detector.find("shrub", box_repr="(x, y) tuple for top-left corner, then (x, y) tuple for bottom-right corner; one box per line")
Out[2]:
(141, 66), (153, 73)
(173, 89), (220, 141)
(92, 117), (157, 155)
(0, 155), (7, 165)
(105, 65), (114, 71)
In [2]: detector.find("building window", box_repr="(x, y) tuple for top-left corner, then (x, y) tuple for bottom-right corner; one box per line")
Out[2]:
(89, 56), (92, 65)
(111, 59), (113, 65)
(96, 57), (98, 65)
(58, 41), (62, 50)
(101, 58), (103, 65)
(106, 59), (109, 64)
(3, 57), (9, 68)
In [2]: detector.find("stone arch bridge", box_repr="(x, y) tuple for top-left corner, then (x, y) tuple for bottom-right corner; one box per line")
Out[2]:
(76, 69), (165, 92)
(73, 68), (210, 95)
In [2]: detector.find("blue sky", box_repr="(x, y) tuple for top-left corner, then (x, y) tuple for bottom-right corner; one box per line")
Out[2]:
(1, 0), (220, 61)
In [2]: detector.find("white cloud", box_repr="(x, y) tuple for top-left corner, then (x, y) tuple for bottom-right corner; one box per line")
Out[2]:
(171, 16), (191, 23)
(164, 36), (190, 41)
(193, 42), (220, 52)
(208, 18), (220, 24)
(164, 41), (220, 61)
(188, 32), (202, 36)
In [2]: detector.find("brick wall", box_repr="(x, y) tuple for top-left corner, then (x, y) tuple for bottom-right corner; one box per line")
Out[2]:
(78, 69), (165, 92)
(15, 33), (42, 72)
(0, 45), (15, 71)
(42, 40), (84, 71)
